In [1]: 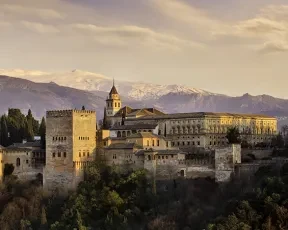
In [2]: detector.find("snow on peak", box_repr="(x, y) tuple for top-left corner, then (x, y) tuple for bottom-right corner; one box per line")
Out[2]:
(0, 69), (215, 100)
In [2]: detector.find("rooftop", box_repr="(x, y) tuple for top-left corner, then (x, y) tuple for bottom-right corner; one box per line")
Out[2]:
(8, 141), (42, 148)
(110, 123), (158, 130)
(125, 112), (276, 120)
(127, 132), (160, 139)
(106, 142), (143, 149)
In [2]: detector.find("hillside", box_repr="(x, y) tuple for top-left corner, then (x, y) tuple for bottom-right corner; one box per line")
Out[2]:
(0, 73), (288, 127)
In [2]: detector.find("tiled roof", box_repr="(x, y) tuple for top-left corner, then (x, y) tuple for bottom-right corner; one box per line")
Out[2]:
(126, 112), (276, 120)
(128, 132), (159, 139)
(5, 147), (32, 152)
(126, 109), (155, 117)
(110, 123), (158, 130)
(150, 149), (186, 155)
(8, 141), (41, 148)
(106, 142), (143, 149)
(109, 85), (118, 95)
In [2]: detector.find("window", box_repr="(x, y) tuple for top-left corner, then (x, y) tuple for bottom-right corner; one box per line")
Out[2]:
(58, 152), (61, 157)
(157, 140), (160, 146)
(147, 140), (150, 146)
(79, 152), (81, 157)
(83, 152), (86, 157)
(197, 141), (200, 146)
(162, 156), (164, 159)
(52, 153), (55, 158)
(26, 160), (29, 164)
(148, 155), (151, 160)
(166, 156), (168, 159)
(53, 137), (55, 141)
(64, 152), (67, 158)
(16, 158), (20, 167)
(152, 140), (155, 146)
(87, 152), (90, 157)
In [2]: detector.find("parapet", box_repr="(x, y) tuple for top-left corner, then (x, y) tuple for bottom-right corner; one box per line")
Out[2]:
(46, 109), (96, 118)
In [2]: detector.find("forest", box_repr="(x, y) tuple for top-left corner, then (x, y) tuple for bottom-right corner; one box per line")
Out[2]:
(0, 108), (46, 148)
(0, 159), (288, 230)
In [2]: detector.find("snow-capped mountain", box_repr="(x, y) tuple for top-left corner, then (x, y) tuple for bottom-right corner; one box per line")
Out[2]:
(0, 69), (215, 100)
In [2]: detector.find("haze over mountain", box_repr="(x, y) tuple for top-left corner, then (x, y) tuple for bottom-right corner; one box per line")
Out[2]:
(0, 70), (288, 128)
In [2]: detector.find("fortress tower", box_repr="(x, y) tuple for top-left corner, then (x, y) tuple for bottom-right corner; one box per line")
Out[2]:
(106, 79), (121, 117)
(43, 109), (96, 194)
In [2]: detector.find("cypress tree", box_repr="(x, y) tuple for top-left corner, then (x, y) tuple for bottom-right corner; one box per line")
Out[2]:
(39, 117), (46, 149)
(26, 109), (34, 141)
(0, 115), (9, 147)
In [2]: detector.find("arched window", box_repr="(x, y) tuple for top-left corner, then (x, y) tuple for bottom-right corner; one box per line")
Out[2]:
(147, 140), (150, 146)
(118, 103), (120, 107)
(152, 140), (155, 146)
(79, 152), (81, 157)
(148, 155), (151, 161)
(117, 131), (121, 137)
(16, 158), (20, 167)
(58, 152), (61, 157)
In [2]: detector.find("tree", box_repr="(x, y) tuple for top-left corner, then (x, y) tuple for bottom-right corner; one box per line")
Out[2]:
(226, 127), (241, 144)
(271, 133), (284, 148)
(39, 117), (46, 149)
(0, 115), (9, 147)
(3, 163), (14, 177)
(26, 109), (34, 142)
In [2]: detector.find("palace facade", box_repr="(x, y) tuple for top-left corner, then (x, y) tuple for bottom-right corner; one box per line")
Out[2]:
(103, 83), (277, 148)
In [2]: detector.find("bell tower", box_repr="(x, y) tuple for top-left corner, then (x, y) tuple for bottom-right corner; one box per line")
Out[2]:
(106, 79), (121, 117)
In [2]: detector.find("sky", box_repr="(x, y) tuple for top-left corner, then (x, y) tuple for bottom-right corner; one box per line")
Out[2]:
(1, 0), (288, 98)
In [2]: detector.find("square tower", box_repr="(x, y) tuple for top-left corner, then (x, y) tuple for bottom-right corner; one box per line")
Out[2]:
(44, 109), (96, 194)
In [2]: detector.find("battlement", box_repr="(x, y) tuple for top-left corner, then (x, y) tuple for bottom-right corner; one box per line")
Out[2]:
(46, 109), (96, 117)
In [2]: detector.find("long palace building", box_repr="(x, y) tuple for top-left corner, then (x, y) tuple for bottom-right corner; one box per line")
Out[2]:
(103, 82), (277, 148)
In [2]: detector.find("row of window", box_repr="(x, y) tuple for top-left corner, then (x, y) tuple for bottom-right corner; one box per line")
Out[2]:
(78, 136), (90, 140)
(172, 141), (201, 146)
(147, 155), (174, 160)
(52, 152), (67, 158)
(107, 102), (121, 108)
(15, 158), (29, 166)
(79, 151), (90, 158)
(146, 140), (160, 147)
(52, 136), (67, 141)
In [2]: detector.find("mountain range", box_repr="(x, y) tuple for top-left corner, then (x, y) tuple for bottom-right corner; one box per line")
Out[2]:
(0, 69), (287, 128)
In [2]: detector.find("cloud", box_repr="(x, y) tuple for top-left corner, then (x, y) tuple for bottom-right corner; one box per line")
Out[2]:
(71, 23), (204, 50)
(1, 4), (65, 20)
(259, 41), (288, 54)
(260, 5), (288, 20)
(151, 0), (224, 31)
(21, 21), (60, 34)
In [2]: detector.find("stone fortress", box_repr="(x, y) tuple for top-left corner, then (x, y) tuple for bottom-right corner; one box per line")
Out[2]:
(0, 81), (279, 193)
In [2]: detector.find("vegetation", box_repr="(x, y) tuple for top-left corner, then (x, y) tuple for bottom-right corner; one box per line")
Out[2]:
(0, 108), (45, 148)
(0, 160), (288, 230)
(226, 127), (241, 144)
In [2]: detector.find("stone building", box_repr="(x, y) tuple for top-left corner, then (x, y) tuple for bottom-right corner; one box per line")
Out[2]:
(103, 83), (277, 148)
(0, 141), (45, 182)
(43, 109), (96, 194)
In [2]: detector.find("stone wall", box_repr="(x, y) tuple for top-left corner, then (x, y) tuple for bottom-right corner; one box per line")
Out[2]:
(215, 144), (241, 182)
(242, 149), (272, 160)
(44, 110), (97, 194)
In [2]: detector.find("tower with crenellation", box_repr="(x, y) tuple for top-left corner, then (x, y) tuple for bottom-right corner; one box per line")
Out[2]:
(43, 109), (96, 194)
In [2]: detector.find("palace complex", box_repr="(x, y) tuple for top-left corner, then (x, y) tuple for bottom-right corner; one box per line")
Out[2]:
(0, 82), (279, 193)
